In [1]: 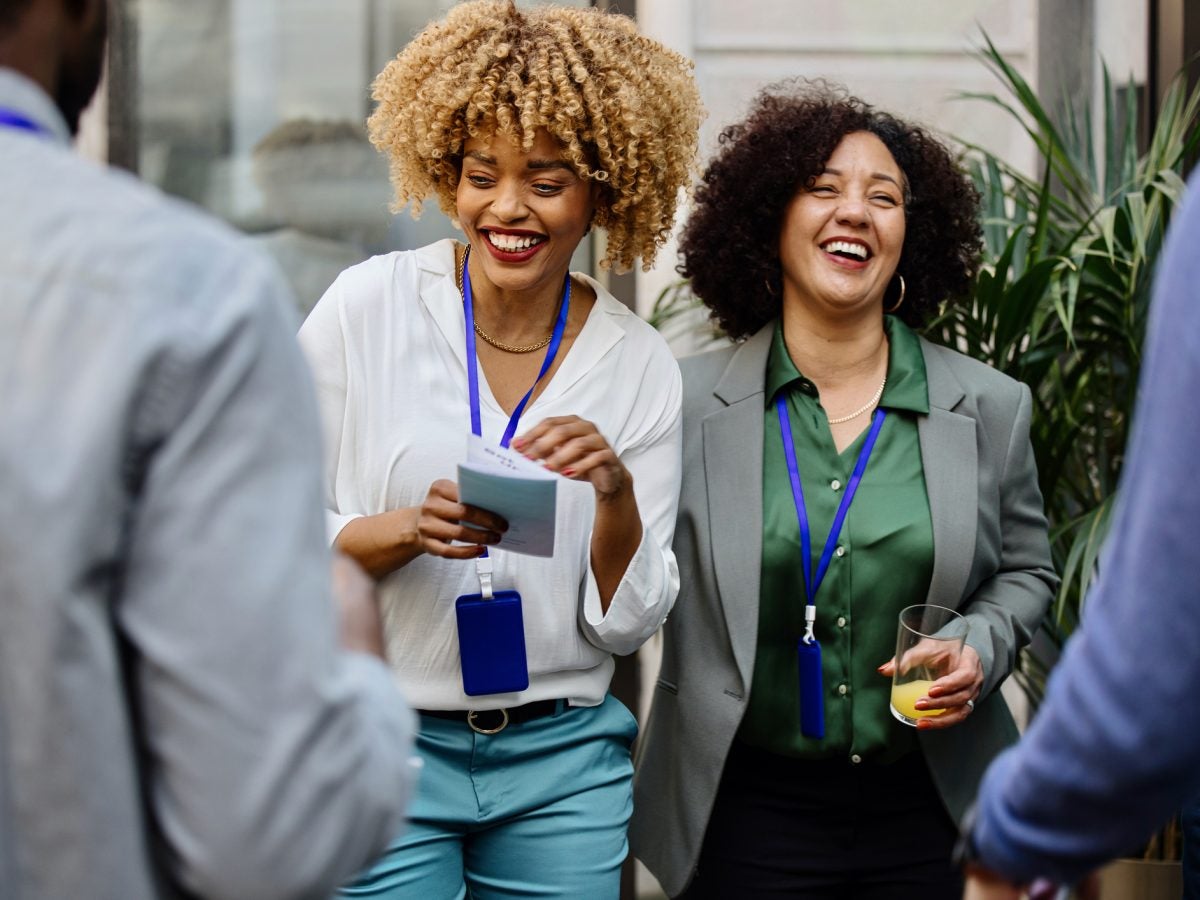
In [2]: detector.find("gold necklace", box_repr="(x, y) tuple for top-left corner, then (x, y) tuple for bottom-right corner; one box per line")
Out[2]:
(456, 246), (556, 354)
(826, 376), (887, 425)
(474, 322), (554, 354)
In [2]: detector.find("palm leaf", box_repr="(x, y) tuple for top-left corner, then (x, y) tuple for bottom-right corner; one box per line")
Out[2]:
(948, 34), (1200, 672)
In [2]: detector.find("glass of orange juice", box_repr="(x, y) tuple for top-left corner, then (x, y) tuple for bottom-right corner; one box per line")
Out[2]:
(889, 604), (968, 726)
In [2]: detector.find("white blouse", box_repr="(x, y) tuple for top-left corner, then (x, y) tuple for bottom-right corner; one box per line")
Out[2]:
(298, 239), (682, 710)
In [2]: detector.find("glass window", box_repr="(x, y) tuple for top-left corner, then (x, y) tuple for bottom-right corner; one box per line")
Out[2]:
(109, 0), (594, 315)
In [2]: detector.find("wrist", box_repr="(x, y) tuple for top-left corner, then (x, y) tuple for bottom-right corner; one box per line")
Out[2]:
(594, 467), (634, 503)
(393, 506), (422, 552)
(335, 509), (423, 579)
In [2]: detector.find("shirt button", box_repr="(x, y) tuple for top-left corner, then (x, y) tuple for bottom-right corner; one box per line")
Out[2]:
(837, 683), (848, 695)
(831, 479), (842, 491)
(836, 616), (847, 628)
(835, 545), (846, 558)
(850, 754), (862, 764)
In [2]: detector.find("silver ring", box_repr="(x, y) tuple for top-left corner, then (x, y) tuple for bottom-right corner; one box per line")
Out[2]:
(966, 699), (975, 712)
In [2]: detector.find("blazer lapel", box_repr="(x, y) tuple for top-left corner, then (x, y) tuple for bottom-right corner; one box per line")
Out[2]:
(918, 340), (978, 609)
(703, 325), (774, 692)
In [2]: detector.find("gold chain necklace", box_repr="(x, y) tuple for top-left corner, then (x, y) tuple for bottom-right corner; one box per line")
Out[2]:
(456, 246), (555, 354)
(826, 376), (887, 425)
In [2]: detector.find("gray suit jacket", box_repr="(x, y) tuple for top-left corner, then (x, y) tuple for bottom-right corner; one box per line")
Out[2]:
(630, 322), (1057, 897)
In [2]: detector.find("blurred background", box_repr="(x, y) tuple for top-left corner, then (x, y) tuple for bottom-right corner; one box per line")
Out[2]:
(78, 0), (1186, 320)
(70, 3), (1200, 896)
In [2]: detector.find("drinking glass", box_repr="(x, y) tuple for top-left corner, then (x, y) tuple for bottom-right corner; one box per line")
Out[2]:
(889, 604), (968, 726)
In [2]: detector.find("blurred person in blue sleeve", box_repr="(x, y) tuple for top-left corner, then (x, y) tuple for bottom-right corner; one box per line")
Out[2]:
(961, 168), (1200, 898)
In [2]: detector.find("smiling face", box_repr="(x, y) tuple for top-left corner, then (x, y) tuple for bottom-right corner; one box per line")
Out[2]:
(455, 128), (596, 300)
(778, 130), (907, 322)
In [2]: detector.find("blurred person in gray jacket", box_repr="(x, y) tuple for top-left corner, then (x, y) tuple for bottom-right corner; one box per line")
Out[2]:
(0, 1), (416, 898)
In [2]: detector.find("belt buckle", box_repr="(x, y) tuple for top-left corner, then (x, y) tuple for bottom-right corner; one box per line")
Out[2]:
(467, 708), (510, 735)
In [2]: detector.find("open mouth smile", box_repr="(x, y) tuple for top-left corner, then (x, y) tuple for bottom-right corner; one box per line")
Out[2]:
(481, 228), (548, 261)
(820, 239), (873, 267)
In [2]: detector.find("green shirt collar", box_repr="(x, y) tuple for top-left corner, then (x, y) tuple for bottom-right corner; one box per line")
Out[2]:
(765, 315), (929, 415)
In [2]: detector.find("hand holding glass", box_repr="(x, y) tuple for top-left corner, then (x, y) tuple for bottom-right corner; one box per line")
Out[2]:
(889, 604), (969, 726)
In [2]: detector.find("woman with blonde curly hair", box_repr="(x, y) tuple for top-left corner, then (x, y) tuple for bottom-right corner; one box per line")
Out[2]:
(297, 2), (702, 897)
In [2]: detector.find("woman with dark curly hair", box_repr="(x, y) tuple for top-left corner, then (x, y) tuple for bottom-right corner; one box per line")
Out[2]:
(298, 2), (702, 897)
(630, 81), (1056, 898)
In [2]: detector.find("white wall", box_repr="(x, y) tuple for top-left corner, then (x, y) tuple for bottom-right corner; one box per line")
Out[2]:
(636, 0), (1150, 319)
(636, 0), (1043, 321)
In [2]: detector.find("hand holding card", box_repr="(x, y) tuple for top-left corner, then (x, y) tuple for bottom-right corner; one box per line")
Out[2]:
(457, 435), (559, 558)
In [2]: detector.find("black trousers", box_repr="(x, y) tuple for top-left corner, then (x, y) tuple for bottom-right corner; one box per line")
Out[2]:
(680, 741), (963, 900)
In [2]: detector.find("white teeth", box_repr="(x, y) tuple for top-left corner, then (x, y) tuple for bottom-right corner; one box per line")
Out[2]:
(824, 240), (869, 260)
(487, 232), (542, 252)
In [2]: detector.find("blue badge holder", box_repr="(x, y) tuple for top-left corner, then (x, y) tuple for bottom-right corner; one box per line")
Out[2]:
(455, 589), (530, 696)
(797, 637), (825, 739)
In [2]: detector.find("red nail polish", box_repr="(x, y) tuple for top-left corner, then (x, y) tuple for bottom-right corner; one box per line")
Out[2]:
(511, 438), (525, 449)
(562, 468), (576, 477)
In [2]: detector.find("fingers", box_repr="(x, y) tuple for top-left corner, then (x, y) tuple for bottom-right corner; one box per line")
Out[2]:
(900, 655), (980, 728)
(418, 479), (507, 558)
(876, 658), (895, 677)
(893, 640), (982, 731)
(514, 417), (628, 496)
(513, 416), (601, 470)
(928, 665), (981, 698)
(914, 685), (978, 729)
(894, 677), (971, 728)
(513, 415), (584, 450)
(915, 704), (970, 730)
(918, 657), (982, 727)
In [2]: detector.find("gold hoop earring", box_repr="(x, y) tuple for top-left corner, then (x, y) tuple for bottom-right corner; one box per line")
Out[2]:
(885, 274), (906, 313)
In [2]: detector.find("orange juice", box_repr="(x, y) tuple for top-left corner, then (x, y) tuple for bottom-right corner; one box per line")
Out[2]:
(890, 679), (944, 721)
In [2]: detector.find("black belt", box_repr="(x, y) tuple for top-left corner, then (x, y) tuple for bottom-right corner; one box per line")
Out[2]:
(417, 699), (571, 734)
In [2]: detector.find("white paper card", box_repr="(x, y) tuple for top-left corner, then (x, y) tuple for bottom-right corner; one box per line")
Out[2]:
(456, 435), (558, 557)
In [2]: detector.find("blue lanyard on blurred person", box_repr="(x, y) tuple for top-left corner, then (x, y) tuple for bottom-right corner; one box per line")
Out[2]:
(776, 396), (886, 738)
(0, 109), (49, 136)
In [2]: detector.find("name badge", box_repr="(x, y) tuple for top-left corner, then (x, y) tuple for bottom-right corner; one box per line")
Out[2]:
(797, 637), (825, 739)
(455, 589), (530, 696)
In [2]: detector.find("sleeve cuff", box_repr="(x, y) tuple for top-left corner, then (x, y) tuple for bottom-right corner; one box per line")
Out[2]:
(579, 526), (677, 656)
(969, 749), (1051, 885)
(326, 511), (362, 547)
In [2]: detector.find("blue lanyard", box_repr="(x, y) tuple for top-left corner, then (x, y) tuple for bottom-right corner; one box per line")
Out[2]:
(0, 109), (48, 136)
(462, 248), (571, 448)
(775, 397), (886, 643)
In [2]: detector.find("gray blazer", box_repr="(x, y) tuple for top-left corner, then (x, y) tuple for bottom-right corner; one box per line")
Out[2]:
(630, 322), (1057, 898)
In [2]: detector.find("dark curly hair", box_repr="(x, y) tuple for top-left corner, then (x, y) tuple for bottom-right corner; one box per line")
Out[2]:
(681, 80), (981, 339)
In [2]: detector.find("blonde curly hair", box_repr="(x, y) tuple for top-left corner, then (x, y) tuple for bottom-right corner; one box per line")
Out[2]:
(368, 0), (703, 271)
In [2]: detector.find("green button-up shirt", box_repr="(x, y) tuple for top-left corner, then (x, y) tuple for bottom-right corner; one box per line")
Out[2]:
(740, 315), (934, 762)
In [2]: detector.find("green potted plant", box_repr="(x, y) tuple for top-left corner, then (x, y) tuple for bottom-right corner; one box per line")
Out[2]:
(934, 33), (1199, 688)
(924, 34), (1200, 894)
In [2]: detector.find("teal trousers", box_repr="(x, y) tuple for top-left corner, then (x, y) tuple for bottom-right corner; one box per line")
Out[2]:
(340, 694), (637, 899)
